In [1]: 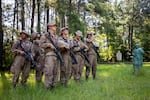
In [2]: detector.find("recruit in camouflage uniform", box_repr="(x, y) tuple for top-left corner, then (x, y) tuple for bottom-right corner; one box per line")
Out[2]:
(40, 22), (64, 89)
(72, 30), (89, 81)
(58, 27), (72, 87)
(85, 32), (97, 80)
(31, 32), (44, 83)
(10, 31), (33, 87)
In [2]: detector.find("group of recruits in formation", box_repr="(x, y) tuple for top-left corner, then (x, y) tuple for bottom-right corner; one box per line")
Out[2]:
(10, 21), (98, 89)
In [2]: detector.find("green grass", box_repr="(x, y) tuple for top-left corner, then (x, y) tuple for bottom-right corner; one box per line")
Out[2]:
(0, 63), (150, 100)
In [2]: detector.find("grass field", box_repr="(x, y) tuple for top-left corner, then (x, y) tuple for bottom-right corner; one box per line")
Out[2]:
(0, 63), (150, 100)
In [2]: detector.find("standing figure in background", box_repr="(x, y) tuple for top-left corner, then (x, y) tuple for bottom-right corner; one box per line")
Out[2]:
(132, 44), (144, 75)
(40, 22), (64, 89)
(40, 22), (60, 89)
(72, 30), (88, 82)
(10, 31), (33, 88)
(31, 32), (44, 83)
(58, 27), (72, 87)
(85, 32), (98, 80)
(116, 51), (122, 62)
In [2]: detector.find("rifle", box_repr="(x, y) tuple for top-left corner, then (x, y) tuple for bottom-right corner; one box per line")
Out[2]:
(47, 32), (64, 65)
(91, 42), (100, 59)
(19, 40), (37, 68)
(80, 48), (90, 63)
(70, 47), (78, 64)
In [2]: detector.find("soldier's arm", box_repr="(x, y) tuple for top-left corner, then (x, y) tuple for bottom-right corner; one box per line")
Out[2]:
(58, 40), (69, 50)
(11, 40), (22, 53)
(39, 35), (54, 49)
(81, 42), (89, 51)
(70, 40), (80, 51)
(30, 43), (36, 57)
(86, 38), (92, 43)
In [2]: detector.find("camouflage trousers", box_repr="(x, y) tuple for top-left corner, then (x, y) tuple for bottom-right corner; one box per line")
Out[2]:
(43, 55), (59, 88)
(72, 53), (84, 81)
(35, 56), (45, 83)
(60, 53), (72, 85)
(11, 55), (31, 87)
(85, 54), (97, 79)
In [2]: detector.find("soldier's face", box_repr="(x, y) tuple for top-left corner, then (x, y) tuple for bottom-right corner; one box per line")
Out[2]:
(76, 35), (81, 40)
(87, 34), (92, 39)
(49, 25), (57, 33)
(62, 30), (69, 37)
(21, 33), (27, 39)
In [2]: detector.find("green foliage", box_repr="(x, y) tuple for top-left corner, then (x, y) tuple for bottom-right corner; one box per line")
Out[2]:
(68, 14), (85, 36)
(1, 64), (150, 100)
(94, 33), (115, 61)
(3, 41), (14, 68)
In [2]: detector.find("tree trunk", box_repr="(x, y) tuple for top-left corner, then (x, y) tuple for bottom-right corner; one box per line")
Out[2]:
(21, 0), (25, 30)
(77, 0), (81, 14)
(46, 4), (49, 31)
(128, 24), (133, 50)
(61, 14), (65, 27)
(37, 0), (41, 33)
(12, 0), (18, 41)
(61, 0), (65, 27)
(0, 0), (3, 69)
(69, 0), (72, 15)
(68, 0), (72, 24)
(31, 0), (35, 33)
(16, 0), (19, 30)
(47, 8), (49, 24)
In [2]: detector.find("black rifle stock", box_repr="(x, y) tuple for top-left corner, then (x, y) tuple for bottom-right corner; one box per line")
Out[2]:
(91, 42), (100, 59)
(19, 40), (37, 68)
(80, 48), (90, 63)
(70, 47), (78, 64)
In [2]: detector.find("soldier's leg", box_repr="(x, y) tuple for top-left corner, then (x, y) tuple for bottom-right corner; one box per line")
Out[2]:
(21, 61), (31, 86)
(60, 55), (66, 85)
(85, 60), (90, 80)
(85, 66), (90, 80)
(37, 57), (45, 82)
(35, 63), (41, 82)
(35, 63), (43, 83)
(79, 56), (84, 80)
(66, 57), (72, 82)
(72, 64), (79, 81)
(92, 55), (97, 79)
(11, 56), (25, 87)
(44, 56), (54, 89)
(53, 57), (59, 87)
(60, 65), (66, 85)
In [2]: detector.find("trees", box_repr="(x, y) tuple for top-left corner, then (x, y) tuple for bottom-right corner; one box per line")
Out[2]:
(0, 0), (149, 67)
(31, 0), (35, 33)
(0, 0), (3, 68)
(21, 0), (25, 30)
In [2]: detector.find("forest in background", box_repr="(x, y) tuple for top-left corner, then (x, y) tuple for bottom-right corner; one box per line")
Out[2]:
(0, 0), (150, 69)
